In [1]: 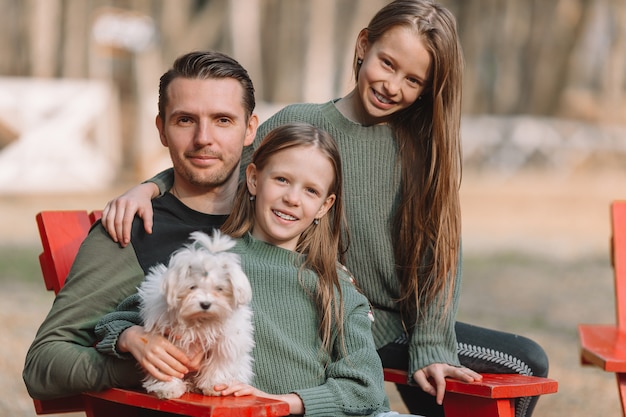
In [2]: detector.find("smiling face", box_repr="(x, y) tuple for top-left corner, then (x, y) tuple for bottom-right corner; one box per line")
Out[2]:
(245, 145), (336, 251)
(156, 77), (257, 195)
(354, 25), (432, 125)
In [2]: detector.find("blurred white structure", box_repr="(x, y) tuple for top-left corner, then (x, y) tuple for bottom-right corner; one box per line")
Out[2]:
(0, 77), (121, 193)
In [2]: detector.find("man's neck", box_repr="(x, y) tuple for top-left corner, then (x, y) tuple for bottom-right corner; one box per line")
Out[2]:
(169, 182), (236, 215)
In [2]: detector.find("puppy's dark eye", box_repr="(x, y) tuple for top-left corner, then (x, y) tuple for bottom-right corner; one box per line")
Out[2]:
(215, 286), (224, 292)
(190, 285), (197, 290)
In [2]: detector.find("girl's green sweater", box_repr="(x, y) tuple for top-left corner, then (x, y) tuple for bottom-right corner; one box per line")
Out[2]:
(96, 233), (390, 417)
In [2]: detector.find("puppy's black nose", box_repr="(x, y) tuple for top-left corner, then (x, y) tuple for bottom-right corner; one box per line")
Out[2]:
(200, 302), (211, 310)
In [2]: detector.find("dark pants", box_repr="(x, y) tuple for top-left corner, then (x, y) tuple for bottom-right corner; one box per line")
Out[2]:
(377, 322), (549, 417)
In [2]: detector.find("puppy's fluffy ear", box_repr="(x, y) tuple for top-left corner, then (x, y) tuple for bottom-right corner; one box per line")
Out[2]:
(225, 258), (252, 306)
(162, 255), (190, 309)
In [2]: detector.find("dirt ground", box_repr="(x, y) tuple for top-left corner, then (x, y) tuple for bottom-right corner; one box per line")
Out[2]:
(2, 169), (625, 417)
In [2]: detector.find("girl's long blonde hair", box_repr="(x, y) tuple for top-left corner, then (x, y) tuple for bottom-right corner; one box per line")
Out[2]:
(355, 0), (463, 324)
(221, 123), (348, 354)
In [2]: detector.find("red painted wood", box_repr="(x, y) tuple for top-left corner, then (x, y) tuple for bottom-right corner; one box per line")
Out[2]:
(89, 210), (103, 223)
(83, 395), (140, 417)
(36, 211), (92, 294)
(32, 395), (85, 415)
(383, 368), (557, 399)
(443, 392), (514, 417)
(84, 388), (290, 417)
(613, 202), (626, 331)
(445, 373), (558, 398)
(579, 324), (626, 372)
(382, 368), (407, 384)
(577, 201), (626, 416)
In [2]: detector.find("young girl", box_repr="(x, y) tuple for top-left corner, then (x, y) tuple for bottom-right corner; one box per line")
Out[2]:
(96, 123), (418, 417)
(101, 1), (549, 416)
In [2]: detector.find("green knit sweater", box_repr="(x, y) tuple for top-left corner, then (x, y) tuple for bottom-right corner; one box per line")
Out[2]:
(96, 233), (390, 417)
(150, 100), (463, 376)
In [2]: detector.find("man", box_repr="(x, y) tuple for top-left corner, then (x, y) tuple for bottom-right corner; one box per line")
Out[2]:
(23, 50), (259, 400)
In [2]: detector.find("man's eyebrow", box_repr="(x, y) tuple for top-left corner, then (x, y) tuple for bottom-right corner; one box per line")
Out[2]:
(213, 111), (239, 120)
(168, 109), (194, 118)
(168, 109), (240, 120)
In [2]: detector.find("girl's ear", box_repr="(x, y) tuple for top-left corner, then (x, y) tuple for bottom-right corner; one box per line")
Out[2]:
(315, 194), (336, 220)
(245, 163), (258, 196)
(356, 28), (369, 61)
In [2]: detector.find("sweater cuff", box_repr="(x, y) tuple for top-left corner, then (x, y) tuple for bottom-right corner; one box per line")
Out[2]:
(409, 342), (461, 377)
(95, 321), (135, 360)
(145, 168), (174, 197)
(293, 386), (339, 417)
(294, 383), (386, 417)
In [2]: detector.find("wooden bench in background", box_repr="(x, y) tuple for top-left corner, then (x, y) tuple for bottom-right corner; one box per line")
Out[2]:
(579, 200), (626, 417)
(32, 210), (558, 417)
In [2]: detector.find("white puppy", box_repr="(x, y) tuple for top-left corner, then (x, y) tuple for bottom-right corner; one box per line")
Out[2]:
(138, 231), (254, 399)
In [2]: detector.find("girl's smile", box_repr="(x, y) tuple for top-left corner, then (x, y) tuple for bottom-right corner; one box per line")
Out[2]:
(246, 145), (336, 251)
(342, 24), (432, 126)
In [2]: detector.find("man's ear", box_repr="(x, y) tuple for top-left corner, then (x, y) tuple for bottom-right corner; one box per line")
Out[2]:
(244, 114), (259, 147)
(245, 163), (258, 196)
(156, 115), (167, 147)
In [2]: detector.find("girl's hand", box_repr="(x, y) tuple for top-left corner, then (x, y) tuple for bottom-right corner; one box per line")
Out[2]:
(117, 325), (193, 381)
(102, 183), (160, 246)
(214, 383), (304, 415)
(413, 363), (482, 405)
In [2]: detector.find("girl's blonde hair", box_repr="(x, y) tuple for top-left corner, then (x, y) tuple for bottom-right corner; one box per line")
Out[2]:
(222, 123), (348, 354)
(354, 0), (463, 324)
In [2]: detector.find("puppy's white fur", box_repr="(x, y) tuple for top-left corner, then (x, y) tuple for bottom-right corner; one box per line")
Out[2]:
(139, 231), (254, 399)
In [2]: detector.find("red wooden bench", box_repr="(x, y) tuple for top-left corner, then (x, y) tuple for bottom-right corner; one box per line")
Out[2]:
(32, 210), (558, 417)
(579, 200), (626, 416)
(33, 210), (289, 417)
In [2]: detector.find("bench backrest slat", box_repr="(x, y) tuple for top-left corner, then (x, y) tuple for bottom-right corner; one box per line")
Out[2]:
(36, 211), (93, 294)
(33, 210), (101, 414)
(612, 201), (626, 330)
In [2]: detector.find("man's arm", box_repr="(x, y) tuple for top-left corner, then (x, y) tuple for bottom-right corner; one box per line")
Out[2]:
(22, 224), (145, 400)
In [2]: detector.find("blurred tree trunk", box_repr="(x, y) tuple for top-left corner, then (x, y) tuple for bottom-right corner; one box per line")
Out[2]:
(261, 0), (307, 103)
(60, 0), (89, 78)
(600, 0), (626, 123)
(29, 0), (62, 77)
(334, 0), (387, 96)
(0, 1), (29, 75)
(229, 0), (264, 98)
(526, 0), (591, 115)
(456, 0), (591, 116)
(303, 0), (335, 103)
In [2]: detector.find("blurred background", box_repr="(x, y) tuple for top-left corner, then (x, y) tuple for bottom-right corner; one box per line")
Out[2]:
(1, 1), (625, 416)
